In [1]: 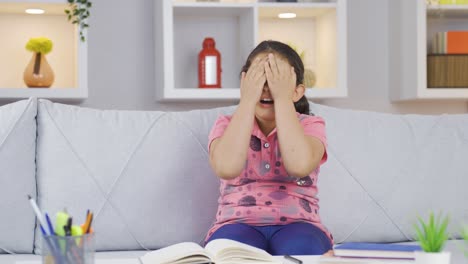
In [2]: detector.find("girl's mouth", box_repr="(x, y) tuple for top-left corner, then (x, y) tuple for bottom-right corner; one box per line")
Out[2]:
(260, 98), (274, 105)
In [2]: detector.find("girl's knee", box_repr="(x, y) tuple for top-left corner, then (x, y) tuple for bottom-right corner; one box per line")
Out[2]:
(269, 223), (332, 255)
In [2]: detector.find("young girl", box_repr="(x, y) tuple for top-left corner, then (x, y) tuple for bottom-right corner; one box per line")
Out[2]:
(205, 40), (333, 255)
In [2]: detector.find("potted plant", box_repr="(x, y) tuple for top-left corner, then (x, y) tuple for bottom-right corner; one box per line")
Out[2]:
(287, 43), (316, 88)
(413, 212), (451, 264)
(65, 0), (92, 42)
(23, 37), (54, 88)
(462, 225), (468, 258)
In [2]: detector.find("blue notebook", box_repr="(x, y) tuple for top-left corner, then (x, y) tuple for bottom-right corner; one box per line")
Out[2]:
(333, 242), (422, 259)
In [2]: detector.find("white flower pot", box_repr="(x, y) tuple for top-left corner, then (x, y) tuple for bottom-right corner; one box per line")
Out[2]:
(415, 251), (451, 264)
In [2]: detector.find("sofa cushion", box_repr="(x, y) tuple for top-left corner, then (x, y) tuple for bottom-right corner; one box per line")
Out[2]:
(0, 98), (37, 254)
(35, 99), (235, 252)
(310, 102), (468, 243)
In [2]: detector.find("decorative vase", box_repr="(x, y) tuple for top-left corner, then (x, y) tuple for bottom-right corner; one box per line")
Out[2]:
(23, 52), (54, 88)
(415, 251), (451, 264)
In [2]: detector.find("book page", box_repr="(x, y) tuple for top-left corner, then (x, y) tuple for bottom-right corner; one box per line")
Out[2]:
(205, 239), (278, 263)
(139, 242), (212, 264)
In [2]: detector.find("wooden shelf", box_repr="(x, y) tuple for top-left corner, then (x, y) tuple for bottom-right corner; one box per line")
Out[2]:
(154, 0), (347, 101)
(427, 4), (468, 18)
(159, 86), (346, 102)
(0, 88), (87, 100)
(257, 2), (337, 10)
(0, 0), (87, 100)
(389, 0), (468, 101)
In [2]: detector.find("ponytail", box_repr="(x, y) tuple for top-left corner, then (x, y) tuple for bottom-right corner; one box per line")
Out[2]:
(294, 96), (310, 115)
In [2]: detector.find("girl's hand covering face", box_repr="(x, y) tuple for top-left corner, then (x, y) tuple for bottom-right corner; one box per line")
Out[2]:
(264, 53), (296, 102)
(240, 55), (268, 105)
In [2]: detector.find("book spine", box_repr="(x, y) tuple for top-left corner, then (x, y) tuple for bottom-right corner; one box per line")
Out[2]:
(443, 32), (447, 54)
(431, 33), (437, 54)
(446, 31), (468, 54)
(432, 32), (439, 54)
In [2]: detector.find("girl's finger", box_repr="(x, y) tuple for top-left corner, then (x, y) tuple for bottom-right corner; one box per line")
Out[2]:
(291, 67), (297, 85)
(277, 57), (290, 76)
(252, 57), (268, 79)
(247, 56), (265, 79)
(245, 57), (261, 77)
(268, 53), (280, 75)
(264, 61), (273, 83)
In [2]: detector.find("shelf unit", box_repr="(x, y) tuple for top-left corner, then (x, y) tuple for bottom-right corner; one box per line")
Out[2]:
(0, 0), (87, 100)
(154, 0), (347, 102)
(389, 0), (468, 101)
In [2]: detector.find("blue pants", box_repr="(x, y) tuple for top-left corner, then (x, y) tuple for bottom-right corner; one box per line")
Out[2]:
(206, 222), (333, 255)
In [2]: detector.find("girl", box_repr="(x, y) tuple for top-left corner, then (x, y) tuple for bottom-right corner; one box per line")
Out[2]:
(206, 40), (333, 255)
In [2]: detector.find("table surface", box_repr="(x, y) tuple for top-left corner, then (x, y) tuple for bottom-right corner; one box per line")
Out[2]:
(15, 256), (415, 264)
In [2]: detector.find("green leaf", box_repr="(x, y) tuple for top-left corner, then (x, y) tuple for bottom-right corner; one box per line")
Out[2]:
(64, 0), (91, 42)
(462, 225), (468, 241)
(413, 212), (450, 253)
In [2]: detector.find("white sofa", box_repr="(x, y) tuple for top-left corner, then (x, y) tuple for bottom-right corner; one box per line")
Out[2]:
(1, 98), (467, 263)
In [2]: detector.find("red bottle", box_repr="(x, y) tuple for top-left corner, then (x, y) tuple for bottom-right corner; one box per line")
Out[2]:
(198, 37), (221, 88)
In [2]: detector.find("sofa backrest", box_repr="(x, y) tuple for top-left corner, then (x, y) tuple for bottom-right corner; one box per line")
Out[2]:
(311, 103), (468, 243)
(0, 98), (37, 254)
(34, 99), (235, 252)
(3, 98), (467, 253)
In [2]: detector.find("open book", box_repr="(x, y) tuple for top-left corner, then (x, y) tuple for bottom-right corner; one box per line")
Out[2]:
(139, 238), (281, 264)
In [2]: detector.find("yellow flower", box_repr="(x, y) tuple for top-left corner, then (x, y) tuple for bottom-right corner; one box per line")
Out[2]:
(25, 37), (53, 54)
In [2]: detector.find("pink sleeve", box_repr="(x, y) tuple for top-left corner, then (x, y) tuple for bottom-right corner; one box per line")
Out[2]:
(300, 115), (328, 165)
(208, 115), (232, 152)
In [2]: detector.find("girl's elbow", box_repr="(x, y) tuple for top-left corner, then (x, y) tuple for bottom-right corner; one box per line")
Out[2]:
(215, 168), (241, 180)
(287, 162), (317, 178)
(211, 161), (242, 180)
(288, 168), (312, 178)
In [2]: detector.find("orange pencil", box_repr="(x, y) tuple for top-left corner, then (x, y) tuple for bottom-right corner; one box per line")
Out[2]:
(82, 211), (92, 234)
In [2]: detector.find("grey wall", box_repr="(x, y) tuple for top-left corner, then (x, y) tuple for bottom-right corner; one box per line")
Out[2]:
(82, 0), (229, 111)
(79, 0), (468, 113)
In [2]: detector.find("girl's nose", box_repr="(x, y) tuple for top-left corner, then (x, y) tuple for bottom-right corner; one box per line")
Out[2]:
(262, 84), (269, 92)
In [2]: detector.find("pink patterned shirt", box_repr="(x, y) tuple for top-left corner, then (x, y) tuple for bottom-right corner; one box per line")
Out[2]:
(205, 113), (333, 244)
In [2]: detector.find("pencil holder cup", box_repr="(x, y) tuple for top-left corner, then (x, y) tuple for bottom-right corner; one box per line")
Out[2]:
(42, 233), (95, 264)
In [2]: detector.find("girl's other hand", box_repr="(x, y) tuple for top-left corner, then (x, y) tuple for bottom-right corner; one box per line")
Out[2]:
(264, 53), (296, 102)
(240, 55), (268, 106)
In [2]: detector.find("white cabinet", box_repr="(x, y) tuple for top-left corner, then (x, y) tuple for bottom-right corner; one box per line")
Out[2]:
(389, 0), (468, 101)
(0, 0), (87, 100)
(154, 0), (347, 102)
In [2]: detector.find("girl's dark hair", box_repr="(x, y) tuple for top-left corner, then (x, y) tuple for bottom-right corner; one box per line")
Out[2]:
(241, 40), (310, 115)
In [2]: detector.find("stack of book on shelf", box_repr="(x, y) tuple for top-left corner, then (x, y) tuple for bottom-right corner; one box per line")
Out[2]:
(428, 31), (468, 88)
(333, 242), (422, 260)
(431, 31), (468, 55)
